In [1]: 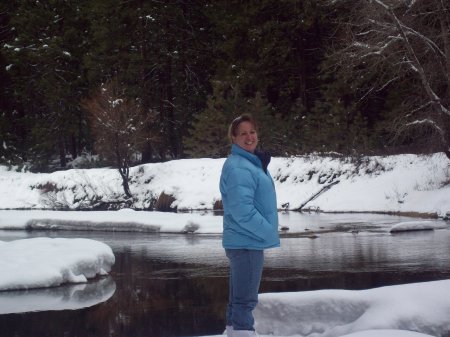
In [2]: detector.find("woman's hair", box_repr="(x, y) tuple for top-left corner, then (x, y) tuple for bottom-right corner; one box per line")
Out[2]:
(227, 114), (257, 143)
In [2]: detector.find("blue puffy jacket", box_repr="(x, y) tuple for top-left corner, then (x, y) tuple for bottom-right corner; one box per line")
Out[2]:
(220, 144), (280, 250)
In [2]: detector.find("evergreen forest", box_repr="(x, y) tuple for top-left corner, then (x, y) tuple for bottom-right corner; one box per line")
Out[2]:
(1, 0), (449, 172)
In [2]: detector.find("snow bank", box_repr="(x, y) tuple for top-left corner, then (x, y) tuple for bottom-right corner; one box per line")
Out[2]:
(389, 220), (446, 233)
(274, 153), (450, 216)
(0, 209), (223, 233)
(1, 153), (449, 216)
(254, 279), (450, 337)
(0, 209), (447, 235)
(340, 330), (434, 337)
(0, 237), (115, 291)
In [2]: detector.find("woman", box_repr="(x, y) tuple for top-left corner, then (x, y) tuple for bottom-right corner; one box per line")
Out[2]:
(220, 114), (280, 337)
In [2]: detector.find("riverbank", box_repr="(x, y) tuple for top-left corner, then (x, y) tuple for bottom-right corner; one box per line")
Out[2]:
(1, 209), (446, 234)
(1, 152), (449, 217)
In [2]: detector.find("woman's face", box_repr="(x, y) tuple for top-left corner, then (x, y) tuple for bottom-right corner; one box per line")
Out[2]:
(232, 121), (258, 153)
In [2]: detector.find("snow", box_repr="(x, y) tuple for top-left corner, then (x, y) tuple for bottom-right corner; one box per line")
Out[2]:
(1, 153), (450, 336)
(254, 280), (450, 337)
(200, 280), (450, 337)
(1, 210), (445, 235)
(0, 237), (115, 291)
(0, 209), (223, 233)
(340, 330), (434, 337)
(390, 220), (445, 233)
(0, 153), (449, 216)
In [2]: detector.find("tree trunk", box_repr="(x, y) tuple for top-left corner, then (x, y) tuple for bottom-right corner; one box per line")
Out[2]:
(141, 143), (154, 163)
(58, 136), (66, 168)
(114, 136), (132, 198)
(437, 0), (450, 104)
(118, 166), (132, 199)
(69, 133), (77, 160)
(165, 58), (178, 158)
(437, 0), (450, 159)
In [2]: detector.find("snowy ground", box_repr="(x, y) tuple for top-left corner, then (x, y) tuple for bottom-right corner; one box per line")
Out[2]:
(1, 153), (450, 337)
(1, 152), (449, 216)
(254, 280), (450, 337)
(196, 280), (450, 337)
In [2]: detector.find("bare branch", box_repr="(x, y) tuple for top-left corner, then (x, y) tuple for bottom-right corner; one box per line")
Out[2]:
(81, 78), (158, 198)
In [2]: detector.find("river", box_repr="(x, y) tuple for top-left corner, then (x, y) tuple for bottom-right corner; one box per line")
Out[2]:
(0, 212), (449, 337)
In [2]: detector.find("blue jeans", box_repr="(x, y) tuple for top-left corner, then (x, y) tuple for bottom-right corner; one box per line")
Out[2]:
(225, 249), (265, 331)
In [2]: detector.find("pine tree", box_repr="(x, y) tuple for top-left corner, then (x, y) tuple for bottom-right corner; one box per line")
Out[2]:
(0, 3), (16, 166)
(84, 0), (215, 160)
(205, 0), (329, 124)
(184, 83), (277, 157)
(244, 91), (276, 152)
(3, 1), (90, 170)
(183, 81), (242, 158)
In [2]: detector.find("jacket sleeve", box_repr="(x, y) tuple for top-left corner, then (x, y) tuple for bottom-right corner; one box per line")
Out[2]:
(224, 167), (274, 242)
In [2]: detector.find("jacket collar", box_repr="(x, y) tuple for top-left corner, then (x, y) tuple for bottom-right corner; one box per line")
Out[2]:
(231, 144), (261, 167)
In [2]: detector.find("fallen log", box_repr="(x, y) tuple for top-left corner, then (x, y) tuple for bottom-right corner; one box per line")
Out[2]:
(295, 180), (340, 211)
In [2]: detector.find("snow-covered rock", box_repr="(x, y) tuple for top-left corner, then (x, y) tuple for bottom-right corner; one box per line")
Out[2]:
(0, 237), (115, 291)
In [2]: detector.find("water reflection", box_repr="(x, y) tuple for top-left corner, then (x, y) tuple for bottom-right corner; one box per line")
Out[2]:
(0, 213), (449, 337)
(0, 276), (115, 314)
(277, 211), (445, 233)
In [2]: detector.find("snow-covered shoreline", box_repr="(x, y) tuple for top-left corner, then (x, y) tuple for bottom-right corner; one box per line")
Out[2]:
(1, 153), (449, 217)
(1, 209), (447, 235)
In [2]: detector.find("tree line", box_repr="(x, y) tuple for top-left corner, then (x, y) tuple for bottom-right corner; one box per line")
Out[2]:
(1, 0), (449, 173)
